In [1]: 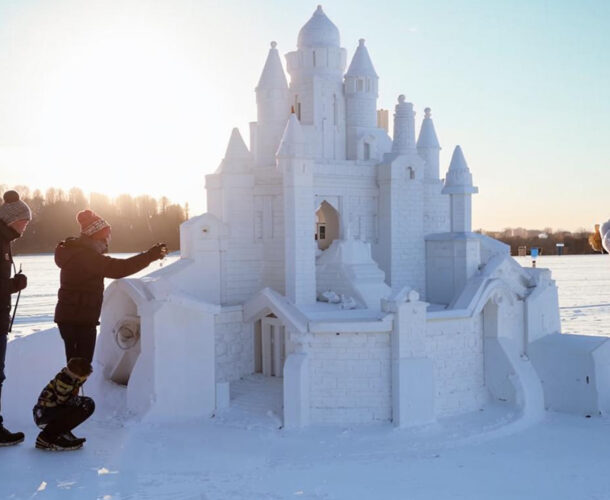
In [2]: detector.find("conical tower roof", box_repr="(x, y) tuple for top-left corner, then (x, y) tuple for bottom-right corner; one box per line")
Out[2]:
(256, 41), (288, 90)
(417, 108), (440, 149)
(297, 5), (340, 48)
(217, 128), (252, 173)
(442, 146), (478, 194)
(277, 113), (305, 158)
(346, 39), (378, 78)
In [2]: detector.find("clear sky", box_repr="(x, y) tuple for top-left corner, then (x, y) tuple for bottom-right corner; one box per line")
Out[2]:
(0, 0), (608, 231)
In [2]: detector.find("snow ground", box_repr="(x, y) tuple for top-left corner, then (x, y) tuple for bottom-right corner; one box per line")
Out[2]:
(2, 254), (610, 499)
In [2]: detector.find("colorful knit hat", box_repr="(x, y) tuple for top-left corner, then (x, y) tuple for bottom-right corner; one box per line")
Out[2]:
(77, 209), (111, 240)
(0, 190), (32, 225)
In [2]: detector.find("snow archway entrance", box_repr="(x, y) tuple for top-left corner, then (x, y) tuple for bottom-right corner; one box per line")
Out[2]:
(98, 286), (141, 386)
(315, 201), (339, 250)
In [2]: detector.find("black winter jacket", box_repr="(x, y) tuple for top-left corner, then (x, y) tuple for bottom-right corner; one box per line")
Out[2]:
(54, 236), (157, 325)
(0, 221), (22, 335)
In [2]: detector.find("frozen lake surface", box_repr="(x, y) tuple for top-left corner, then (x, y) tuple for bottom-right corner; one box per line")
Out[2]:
(2, 253), (610, 499)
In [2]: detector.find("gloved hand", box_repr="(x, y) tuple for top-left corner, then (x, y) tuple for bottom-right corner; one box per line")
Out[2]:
(147, 243), (168, 261)
(11, 273), (27, 292)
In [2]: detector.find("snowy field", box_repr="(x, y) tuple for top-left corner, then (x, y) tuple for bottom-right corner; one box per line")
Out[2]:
(2, 254), (610, 499)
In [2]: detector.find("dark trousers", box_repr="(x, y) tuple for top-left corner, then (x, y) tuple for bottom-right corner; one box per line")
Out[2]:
(33, 396), (95, 440)
(58, 323), (97, 364)
(0, 333), (6, 425)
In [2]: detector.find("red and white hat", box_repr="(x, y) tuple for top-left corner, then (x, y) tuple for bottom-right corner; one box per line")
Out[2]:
(77, 210), (111, 240)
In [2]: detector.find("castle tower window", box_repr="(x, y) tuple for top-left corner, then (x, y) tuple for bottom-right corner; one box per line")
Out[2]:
(313, 50), (317, 66)
(357, 79), (364, 91)
(364, 142), (371, 160)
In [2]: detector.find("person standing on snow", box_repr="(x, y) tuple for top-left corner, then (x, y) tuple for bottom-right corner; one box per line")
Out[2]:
(54, 209), (167, 363)
(33, 357), (94, 451)
(589, 221), (610, 253)
(0, 190), (31, 446)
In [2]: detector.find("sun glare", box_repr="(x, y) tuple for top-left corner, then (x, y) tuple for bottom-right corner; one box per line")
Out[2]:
(36, 28), (224, 205)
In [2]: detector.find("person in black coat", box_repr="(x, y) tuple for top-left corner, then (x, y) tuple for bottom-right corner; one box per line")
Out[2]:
(0, 190), (31, 446)
(54, 209), (167, 364)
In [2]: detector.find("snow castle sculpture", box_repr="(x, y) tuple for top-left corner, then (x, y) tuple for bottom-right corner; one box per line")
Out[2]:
(97, 6), (608, 427)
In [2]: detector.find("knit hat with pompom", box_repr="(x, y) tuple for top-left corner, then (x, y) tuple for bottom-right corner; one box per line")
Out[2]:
(77, 209), (111, 240)
(0, 190), (32, 225)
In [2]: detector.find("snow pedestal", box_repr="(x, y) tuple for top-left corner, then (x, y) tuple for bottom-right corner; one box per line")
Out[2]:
(382, 289), (435, 427)
(316, 238), (391, 309)
(283, 345), (310, 429)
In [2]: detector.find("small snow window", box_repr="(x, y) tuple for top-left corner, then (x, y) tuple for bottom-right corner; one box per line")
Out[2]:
(366, 79), (371, 92)
(294, 95), (301, 120)
(313, 51), (317, 66)
(333, 94), (338, 126)
(364, 142), (371, 160)
(357, 79), (364, 92)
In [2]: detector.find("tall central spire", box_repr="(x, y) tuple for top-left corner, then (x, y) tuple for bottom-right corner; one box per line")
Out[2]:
(297, 5), (340, 48)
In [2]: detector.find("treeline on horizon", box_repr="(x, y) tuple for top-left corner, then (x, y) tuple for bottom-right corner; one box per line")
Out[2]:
(480, 227), (599, 255)
(1, 185), (187, 255)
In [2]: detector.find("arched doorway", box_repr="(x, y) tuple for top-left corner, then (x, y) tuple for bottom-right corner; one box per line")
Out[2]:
(315, 201), (340, 250)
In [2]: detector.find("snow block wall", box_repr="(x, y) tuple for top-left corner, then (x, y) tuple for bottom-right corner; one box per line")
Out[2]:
(308, 331), (392, 424)
(426, 315), (487, 416)
(215, 307), (254, 384)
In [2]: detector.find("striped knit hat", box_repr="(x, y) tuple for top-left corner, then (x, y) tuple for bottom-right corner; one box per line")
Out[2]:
(0, 190), (32, 225)
(77, 209), (111, 240)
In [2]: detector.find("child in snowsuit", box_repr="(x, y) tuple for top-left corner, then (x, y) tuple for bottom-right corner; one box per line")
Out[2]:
(54, 209), (167, 363)
(0, 190), (31, 446)
(33, 357), (94, 451)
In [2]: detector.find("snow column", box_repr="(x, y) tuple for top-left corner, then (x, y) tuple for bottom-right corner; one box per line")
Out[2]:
(378, 96), (426, 295)
(277, 113), (316, 305)
(383, 290), (435, 427)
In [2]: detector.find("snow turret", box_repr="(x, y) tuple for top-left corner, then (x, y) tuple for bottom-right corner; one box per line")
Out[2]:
(285, 6), (347, 160)
(345, 39), (379, 160)
(257, 41), (289, 90)
(254, 42), (291, 167)
(417, 108), (441, 180)
(216, 128), (252, 173)
(277, 113), (316, 304)
(297, 5), (340, 48)
(345, 38), (378, 79)
(442, 146), (478, 232)
(391, 95), (416, 154)
(288, 5), (346, 86)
